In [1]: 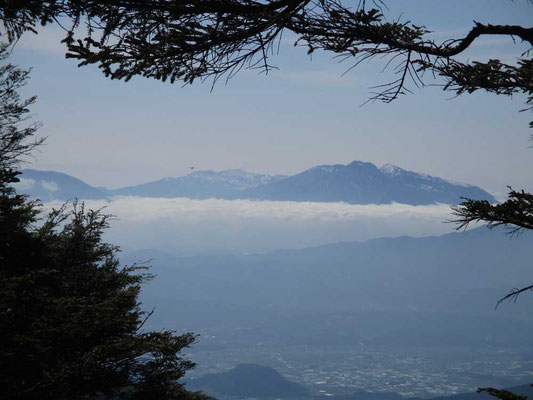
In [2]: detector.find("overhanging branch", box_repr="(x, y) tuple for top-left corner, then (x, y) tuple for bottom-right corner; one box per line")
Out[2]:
(496, 285), (533, 308)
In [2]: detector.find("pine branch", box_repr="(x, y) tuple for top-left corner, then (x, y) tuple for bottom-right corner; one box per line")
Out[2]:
(478, 387), (529, 400)
(496, 285), (533, 308)
(451, 188), (533, 235)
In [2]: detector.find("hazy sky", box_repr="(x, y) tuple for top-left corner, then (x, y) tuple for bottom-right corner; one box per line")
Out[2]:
(8, 0), (533, 199)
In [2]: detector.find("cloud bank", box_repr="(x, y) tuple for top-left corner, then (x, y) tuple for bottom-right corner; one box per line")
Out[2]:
(14, 178), (60, 195)
(42, 196), (460, 255)
(14, 178), (37, 191)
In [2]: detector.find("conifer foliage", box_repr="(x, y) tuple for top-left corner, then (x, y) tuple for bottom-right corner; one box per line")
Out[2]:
(0, 0), (531, 114)
(0, 46), (205, 400)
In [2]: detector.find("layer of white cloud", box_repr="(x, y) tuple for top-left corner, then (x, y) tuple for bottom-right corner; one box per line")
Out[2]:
(13, 178), (36, 191)
(130, 196), (450, 221)
(40, 180), (59, 192)
(41, 197), (460, 256)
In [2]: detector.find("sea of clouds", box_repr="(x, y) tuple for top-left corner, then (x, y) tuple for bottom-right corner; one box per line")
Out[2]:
(42, 196), (462, 256)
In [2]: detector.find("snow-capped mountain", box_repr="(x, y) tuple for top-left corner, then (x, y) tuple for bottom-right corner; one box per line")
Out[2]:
(241, 161), (496, 205)
(110, 169), (287, 198)
(15, 161), (496, 205)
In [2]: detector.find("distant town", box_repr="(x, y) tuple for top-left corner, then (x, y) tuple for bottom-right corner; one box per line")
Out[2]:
(187, 344), (533, 398)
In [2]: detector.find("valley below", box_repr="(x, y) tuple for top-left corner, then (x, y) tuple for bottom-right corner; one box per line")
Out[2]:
(186, 345), (533, 398)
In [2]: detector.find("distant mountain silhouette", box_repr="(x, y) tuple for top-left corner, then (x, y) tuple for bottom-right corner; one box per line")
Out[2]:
(111, 169), (287, 198)
(16, 161), (495, 205)
(15, 169), (108, 201)
(188, 364), (308, 398)
(132, 226), (533, 348)
(241, 161), (495, 205)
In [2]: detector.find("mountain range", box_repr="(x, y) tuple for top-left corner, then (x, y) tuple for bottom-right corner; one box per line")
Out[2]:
(15, 161), (496, 205)
(240, 161), (494, 205)
(112, 169), (287, 199)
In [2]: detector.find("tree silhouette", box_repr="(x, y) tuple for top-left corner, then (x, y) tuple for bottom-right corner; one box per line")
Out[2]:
(0, 45), (205, 400)
(1, 1), (531, 114)
(451, 188), (533, 306)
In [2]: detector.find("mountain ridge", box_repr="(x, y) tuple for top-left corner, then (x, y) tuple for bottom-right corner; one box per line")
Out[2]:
(130, 226), (533, 349)
(241, 161), (494, 205)
(16, 161), (496, 205)
(111, 169), (287, 198)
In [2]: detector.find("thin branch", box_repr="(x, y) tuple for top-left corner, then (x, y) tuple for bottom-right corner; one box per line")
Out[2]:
(496, 284), (533, 308)
(137, 306), (155, 332)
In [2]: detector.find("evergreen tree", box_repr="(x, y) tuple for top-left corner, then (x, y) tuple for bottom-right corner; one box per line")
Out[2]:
(0, 46), (205, 400)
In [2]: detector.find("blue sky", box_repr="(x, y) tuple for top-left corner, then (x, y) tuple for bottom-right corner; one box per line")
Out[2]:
(8, 0), (533, 198)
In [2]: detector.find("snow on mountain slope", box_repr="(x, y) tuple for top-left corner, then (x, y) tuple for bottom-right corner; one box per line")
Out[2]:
(111, 169), (287, 198)
(16, 161), (496, 206)
(242, 161), (495, 205)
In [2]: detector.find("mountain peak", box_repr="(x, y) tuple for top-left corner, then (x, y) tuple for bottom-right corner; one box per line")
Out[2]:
(188, 364), (307, 397)
(348, 160), (377, 168)
(380, 163), (405, 175)
(243, 160), (495, 205)
(311, 160), (380, 173)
